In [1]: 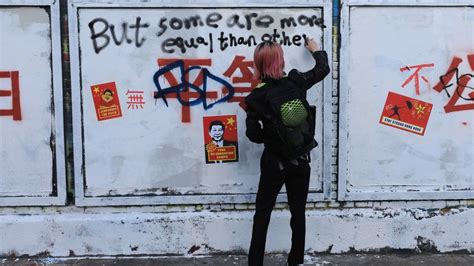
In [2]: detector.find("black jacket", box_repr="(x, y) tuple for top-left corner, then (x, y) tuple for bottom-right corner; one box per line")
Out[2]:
(244, 50), (330, 153)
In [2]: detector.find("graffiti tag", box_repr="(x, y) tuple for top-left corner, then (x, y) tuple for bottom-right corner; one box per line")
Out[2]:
(153, 59), (235, 123)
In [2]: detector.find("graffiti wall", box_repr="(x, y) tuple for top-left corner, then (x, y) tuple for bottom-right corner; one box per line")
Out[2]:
(339, 3), (474, 200)
(0, 2), (65, 205)
(72, 5), (329, 203)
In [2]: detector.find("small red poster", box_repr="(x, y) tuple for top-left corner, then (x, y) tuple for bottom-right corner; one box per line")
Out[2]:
(203, 115), (239, 163)
(379, 91), (433, 136)
(90, 82), (123, 121)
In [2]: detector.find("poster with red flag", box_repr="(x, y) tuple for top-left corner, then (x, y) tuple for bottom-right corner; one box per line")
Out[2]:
(90, 81), (123, 121)
(379, 91), (433, 136)
(203, 115), (239, 163)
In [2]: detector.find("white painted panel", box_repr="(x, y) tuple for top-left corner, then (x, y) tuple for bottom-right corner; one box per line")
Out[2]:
(0, 7), (54, 197)
(340, 3), (474, 199)
(75, 7), (327, 198)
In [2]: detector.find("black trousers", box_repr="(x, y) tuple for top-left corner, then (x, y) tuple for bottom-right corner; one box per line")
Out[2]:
(248, 149), (311, 266)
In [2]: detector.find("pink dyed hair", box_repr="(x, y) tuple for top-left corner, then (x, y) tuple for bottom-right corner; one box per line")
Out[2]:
(253, 41), (285, 80)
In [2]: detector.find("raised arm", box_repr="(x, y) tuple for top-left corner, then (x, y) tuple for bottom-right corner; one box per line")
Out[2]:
(289, 38), (330, 90)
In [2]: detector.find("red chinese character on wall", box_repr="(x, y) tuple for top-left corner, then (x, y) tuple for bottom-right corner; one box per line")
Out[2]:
(433, 54), (474, 113)
(222, 55), (259, 110)
(400, 63), (434, 95)
(0, 71), (21, 121)
(126, 90), (145, 109)
(156, 58), (218, 123)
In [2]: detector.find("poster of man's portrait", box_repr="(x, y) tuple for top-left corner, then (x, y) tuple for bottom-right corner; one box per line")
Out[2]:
(203, 115), (239, 164)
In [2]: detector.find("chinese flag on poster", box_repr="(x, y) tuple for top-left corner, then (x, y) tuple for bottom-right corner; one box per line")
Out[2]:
(203, 115), (239, 163)
(379, 91), (433, 136)
(90, 82), (123, 121)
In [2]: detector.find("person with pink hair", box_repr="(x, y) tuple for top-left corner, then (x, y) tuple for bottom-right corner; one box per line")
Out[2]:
(245, 38), (330, 266)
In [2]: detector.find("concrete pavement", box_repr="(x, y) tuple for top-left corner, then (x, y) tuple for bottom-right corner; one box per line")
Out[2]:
(2, 254), (474, 265)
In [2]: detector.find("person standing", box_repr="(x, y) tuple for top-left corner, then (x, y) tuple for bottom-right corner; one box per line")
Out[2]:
(245, 38), (330, 266)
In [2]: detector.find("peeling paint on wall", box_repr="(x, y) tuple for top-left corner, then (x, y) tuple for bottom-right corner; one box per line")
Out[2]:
(0, 207), (472, 256)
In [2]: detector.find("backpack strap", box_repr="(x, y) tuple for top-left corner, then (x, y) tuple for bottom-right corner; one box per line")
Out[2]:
(255, 82), (266, 89)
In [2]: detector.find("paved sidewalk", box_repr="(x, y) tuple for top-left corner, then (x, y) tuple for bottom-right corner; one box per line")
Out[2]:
(1, 254), (474, 265)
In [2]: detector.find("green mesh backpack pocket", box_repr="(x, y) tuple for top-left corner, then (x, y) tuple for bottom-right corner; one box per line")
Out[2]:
(280, 99), (308, 127)
(264, 80), (317, 160)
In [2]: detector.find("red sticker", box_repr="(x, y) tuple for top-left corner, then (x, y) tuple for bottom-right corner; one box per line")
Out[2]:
(90, 82), (123, 121)
(203, 115), (239, 163)
(379, 91), (433, 136)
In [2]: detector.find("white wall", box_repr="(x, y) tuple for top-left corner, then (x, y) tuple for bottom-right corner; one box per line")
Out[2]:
(0, 0), (473, 258)
(73, 5), (328, 201)
(0, 7), (54, 197)
(0, 205), (473, 256)
(339, 3), (474, 200)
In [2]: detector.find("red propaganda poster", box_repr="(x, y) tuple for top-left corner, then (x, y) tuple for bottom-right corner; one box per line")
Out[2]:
(379, 91), (433, 136)
(90, 82), (123, 121)
(203, 115), (239, 163)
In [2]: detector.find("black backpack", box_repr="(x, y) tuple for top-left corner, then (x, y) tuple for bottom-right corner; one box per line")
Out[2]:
(264, 79), (318, 160)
